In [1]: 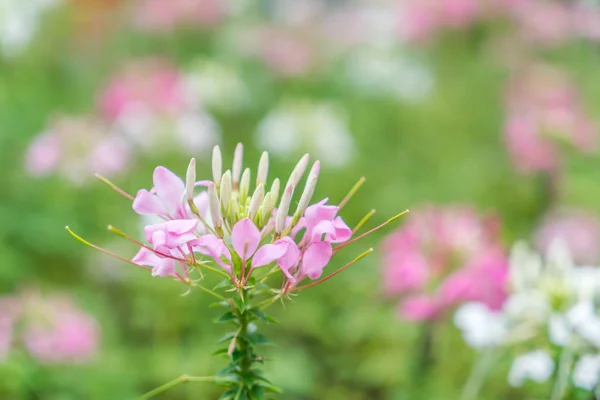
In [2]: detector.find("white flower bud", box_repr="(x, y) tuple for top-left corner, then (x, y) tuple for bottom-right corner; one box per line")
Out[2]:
(286, 153), (310, 188)
(212, 145), (222, 186)
(232, 143), (244, 187)
(294, 161), (319, 220)
(239, 168), (251, 203)
(208, 183), (223, 229)
(219, 170), (232, 211)
(269, 178), (280, 204)
(276, 185), (294, 234)
(256, 151), (269, 187)
(185, 158), (196, 201)
(248, 183), (265, 220)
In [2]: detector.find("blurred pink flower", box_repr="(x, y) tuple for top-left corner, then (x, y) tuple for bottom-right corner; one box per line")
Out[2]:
(399, 0), (480, 41)
(25, 116), (131, 184)
(508, 1), (573, 47)
(382, 205), (508, 322)
(258, 29), (315, 77)
(99, 59), (190, 120)
(504, 65), (597, 174)
(534, 209), (600, 265)
(23, 294), (99, 364)
(133, 0), (226, 33)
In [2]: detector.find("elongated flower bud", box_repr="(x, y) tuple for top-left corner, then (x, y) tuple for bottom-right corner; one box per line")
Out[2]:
(186, 158), (196, 201)
(239, 168), (251, 203)
(232, 143), (243, 187)
(276, 185), (294, 234)
(269, 178), (280, 204)
(294, 161), (320, 222)
(259, 192), (275, 223)
(248, 183), (264, 220)
(286, 153), (310, 188)
(212, 145), (222, 186)
(208, 183), (223, 229)
(256, 151), (269, 187)
(220, 170), (232, 211)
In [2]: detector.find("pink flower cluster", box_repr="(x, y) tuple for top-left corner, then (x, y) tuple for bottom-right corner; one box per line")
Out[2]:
(382, 205), (508, 321)
(0, 290), (99, 364)
(25, 116), (131, 184)
(125, 144), (355, 291)
(25, 58), (220, 184)
(503, 64), (597, 174)
(534, 208), (600, 266)
(132, 0), (227, 33)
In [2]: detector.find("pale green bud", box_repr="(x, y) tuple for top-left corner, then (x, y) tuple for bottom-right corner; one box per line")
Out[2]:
(256, 151), (269, 187)
(232, 143), (244, 187)
(293, 161), (320, 224)
(239, 168), (251, 204)
(219, 170), (232, 211)
(276, 185), (294, 234)
(248, 183), (265, 220)
(212, 145), (222, 186)
(208, 183), (223, 230)
(286, 153), (310, 189)
(185, 157), (196, 201)
(269, 178), (280, 204)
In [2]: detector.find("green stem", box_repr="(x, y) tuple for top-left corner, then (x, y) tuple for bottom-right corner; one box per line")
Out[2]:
(460, 349), (497, 400)
(551, 346), (574, 400)
(138, 375), (236, 400)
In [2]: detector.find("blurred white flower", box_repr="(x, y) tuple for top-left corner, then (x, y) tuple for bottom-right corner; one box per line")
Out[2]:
(454, 302), (507, 349)
(345, 46), (434, 103)
(184, 60), (250, 113)
(573, 354), (600, 390)
(508, 350), (554, 387)
(0, 0), (62, 57)
(256, 99), (354, 167)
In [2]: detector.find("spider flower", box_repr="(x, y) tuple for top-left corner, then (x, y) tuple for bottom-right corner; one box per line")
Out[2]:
(69, 143), (405, 293)
(382, 205), (508, 321)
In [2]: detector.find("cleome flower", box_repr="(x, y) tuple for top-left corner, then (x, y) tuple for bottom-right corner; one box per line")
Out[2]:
(67, 143), (407, 295)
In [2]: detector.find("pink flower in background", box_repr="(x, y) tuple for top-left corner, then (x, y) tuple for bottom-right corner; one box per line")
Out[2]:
(133, 0), (227, 33)
(382, 205), (508, 321)
(24, 115), (131, 184)
(23, 293), (99, 364)
(99, 59), (190, 120)
(398, 0), (481, 41)
(504, 65), (597, 174)
(258, 29), (315, 77)
(534, 209), (600, 266)
(0, 290), (99, 364)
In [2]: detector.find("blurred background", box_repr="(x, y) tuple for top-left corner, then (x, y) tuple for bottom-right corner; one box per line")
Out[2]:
(1, 0), (600, 398)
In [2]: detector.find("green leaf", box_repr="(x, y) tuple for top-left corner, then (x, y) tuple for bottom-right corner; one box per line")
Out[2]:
(254, 381), (284, 394)
(218, 389), (237, 400)
(211, 347), (230, 356)
(209, 300), (230, 309)
(214, 279), (235, 291)
(247, 332), (272, 346)
(248, 308), (278, 324)
(216, 332), (237, 343)
(233, 296), (246, 312)
(214, 312), (238, 324)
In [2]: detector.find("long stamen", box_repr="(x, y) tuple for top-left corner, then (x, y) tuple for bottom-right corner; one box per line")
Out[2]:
(95, 173), (135, 201)
(65, 226), (150, 271)
(292, 248), (373, 291)
(107, 225), (189, 263)
(352, 209), (376, 234)
(338, 177), (366, 210)
(334, 210), (409, 253)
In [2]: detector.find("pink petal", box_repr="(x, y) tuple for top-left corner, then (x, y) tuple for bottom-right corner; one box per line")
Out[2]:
(310, 220), (336, 243)
(305, 198), (338, 224)
(251, 242), (288, 269)
(277, 237), (300, 270)
(231, 218), (261, 261)
(133, 189), (167, 216)
(165, 219), (199, 235)
(300, 241), (333, 280)
(132, 247), (160, 266)
(152, 258), (177, 277)
(153, 166), (185, 213)
(192, 234), (232, 270)
(399, 296), (439, 321)
(330, 217), (352, 243)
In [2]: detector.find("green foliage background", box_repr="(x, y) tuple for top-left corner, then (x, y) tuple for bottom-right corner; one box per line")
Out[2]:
(1, 2), (599, 399)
